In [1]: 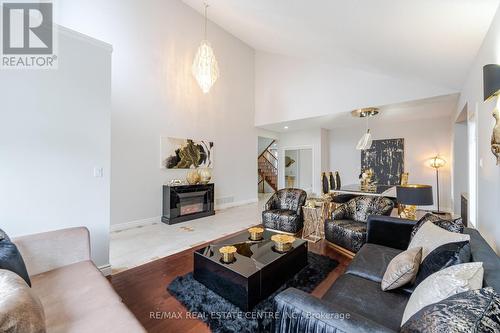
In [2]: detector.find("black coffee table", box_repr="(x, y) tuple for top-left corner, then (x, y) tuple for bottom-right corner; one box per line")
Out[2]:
(193, 229), (308, 311)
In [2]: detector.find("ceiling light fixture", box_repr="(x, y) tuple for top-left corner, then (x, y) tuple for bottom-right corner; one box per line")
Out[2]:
(284, 126), (289, 129)
(192, 2), (219, 94)
(352, 108), (379, 150)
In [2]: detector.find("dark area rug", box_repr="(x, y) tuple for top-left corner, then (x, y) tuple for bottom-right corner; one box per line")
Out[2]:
(167, 252), (338, 333)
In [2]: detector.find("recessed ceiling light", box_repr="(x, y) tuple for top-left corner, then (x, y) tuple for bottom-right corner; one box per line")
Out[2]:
(284, 126), (289, 129)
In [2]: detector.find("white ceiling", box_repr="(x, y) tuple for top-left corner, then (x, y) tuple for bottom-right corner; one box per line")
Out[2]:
(183, 0), (499, 90)
(258, 93), (459, 132)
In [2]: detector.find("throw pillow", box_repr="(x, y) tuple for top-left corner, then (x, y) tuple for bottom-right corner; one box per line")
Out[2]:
(0, 236), (31, 286)
(331, 204), (347, 220)
(408, 220), (470, 261)
(381, 247), (422, 291)
(0, 228), (9, 241)
(401, 262), (484, 325)
(0, 269), (45, 333)
(411, 213), (464, 239)
(401, 288), (500, 332)
(414, 241), (471, 286)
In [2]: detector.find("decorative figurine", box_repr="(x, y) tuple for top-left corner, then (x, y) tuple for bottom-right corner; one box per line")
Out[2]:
(360, 169), (375, 191)
(492, 107), (500, 165)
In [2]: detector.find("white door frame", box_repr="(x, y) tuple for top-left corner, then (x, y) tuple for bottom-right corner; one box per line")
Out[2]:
(280, 145), (315, 193)
(467, 103), (479, 228)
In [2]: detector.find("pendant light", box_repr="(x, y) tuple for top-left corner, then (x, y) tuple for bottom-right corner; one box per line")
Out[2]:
(352, 108), (379, 150)
(192, 2), (219, 94)
(356, 128), (373, 150)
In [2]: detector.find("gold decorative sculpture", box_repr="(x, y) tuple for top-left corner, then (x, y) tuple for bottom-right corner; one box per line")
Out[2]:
(492, 107), (500, 165)
(248, 227), (264, 241)
(399, 204), (417, 220)
(271, 234), (295, 252)
(483, 64), (500, 165)
(360, 168), (375, 191)
(400, 172), (409, 186)
(219, 246), (237, 263)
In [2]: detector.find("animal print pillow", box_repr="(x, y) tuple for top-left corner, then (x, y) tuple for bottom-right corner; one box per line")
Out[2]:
(401, 288), (500, 332)
(411, 213), (464, 239)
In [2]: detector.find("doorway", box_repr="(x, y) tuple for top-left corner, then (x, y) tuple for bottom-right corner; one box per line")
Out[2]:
(258, 136), (278, 199)
(453, 106), (469, 216)
(283, 148), (313, 192)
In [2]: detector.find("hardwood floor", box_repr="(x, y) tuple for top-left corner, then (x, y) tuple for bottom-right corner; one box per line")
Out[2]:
(109, 232), (351, 333)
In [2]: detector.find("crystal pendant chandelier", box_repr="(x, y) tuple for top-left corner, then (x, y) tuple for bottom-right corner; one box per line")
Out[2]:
(352, 108), (379, 150)
(356, 128), (373, 150)
(192, 2), (219, 94)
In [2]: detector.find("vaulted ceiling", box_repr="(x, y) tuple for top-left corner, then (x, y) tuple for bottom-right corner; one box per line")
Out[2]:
(183, 0), (499, 90)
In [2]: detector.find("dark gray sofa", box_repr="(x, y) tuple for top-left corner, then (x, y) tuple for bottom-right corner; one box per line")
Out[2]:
(273, 215), (500, 333)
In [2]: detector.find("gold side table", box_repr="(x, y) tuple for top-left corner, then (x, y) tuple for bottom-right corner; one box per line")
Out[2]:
(302, 202), (334, 242)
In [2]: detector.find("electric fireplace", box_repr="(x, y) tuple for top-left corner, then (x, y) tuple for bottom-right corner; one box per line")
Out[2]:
(162, 183), (215, 224)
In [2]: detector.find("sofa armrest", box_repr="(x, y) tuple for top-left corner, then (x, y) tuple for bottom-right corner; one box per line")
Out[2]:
(273, 288), (395, 333)
(265, 193), (278, 211)
(13, 227), (91, 276)
(366, 215), (415, 250)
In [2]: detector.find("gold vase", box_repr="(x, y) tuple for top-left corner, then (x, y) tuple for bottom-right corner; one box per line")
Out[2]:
(186, 170), (201, 185)
(199, 168), (212, 184)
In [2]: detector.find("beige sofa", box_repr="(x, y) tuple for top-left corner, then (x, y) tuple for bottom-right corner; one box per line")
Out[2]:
(13, 227), (146, 333)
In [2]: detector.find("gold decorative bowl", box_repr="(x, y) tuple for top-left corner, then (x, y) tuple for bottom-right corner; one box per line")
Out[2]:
(219, 246), (237, 263)
(248, 227), (264, 241)
(271, 234), (296, 252)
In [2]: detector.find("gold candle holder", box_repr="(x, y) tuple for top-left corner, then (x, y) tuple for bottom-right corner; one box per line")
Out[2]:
(248, 227), (264, 241)
(219, 246), (237, 263)
(271, 234), (296, 252)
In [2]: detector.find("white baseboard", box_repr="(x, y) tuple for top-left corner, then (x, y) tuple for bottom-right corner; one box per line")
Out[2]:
(215, 198), (258, 211)
(99, 264), (112, 276)
(110, 216), (160, 232)
(110, 199), (258, 232)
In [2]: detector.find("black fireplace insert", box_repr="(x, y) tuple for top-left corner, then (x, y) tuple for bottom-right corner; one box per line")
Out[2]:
(162, 183), (215, 224)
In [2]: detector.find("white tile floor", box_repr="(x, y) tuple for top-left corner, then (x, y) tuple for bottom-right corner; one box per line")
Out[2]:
(109, 193), (272, 274)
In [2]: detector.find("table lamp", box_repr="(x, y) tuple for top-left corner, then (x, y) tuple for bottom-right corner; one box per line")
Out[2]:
(396, 185), (434, 220)
(428, 155), (446, 214)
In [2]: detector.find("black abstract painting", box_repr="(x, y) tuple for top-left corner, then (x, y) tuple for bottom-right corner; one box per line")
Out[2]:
(361, 139), (404, 185)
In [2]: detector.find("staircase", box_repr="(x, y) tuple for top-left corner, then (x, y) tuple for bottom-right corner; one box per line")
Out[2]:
(258, 140), (278, 192)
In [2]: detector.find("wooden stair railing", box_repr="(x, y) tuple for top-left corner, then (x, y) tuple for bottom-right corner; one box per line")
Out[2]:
(258, 140), (278, 192)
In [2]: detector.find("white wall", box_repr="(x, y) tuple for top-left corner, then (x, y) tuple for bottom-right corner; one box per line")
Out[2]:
(454, 6), (500, 253)
(298, 149), (313, 191)
(58, 0), (257, 226)
(0, 27), (112, 268)
(258, 136), (275, 156)
(452, 121), (469, 214)
(255, 51), (457, 126)
(329, 117), (452, 212)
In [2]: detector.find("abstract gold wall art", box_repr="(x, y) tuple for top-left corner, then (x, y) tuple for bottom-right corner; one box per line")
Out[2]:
(161, 137), (214, 169)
